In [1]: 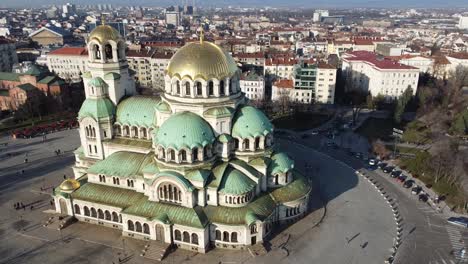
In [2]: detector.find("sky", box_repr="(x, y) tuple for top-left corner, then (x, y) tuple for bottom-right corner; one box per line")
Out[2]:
(0, 0), (467, 9)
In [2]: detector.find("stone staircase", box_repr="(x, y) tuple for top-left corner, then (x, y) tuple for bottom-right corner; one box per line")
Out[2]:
(140, 241), (171, 262)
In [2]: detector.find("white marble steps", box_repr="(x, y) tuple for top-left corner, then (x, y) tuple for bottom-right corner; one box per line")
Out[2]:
(140, 241), (171, 261)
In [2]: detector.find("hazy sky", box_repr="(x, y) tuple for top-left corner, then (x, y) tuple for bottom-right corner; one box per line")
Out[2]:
(0, 0), (467, 9)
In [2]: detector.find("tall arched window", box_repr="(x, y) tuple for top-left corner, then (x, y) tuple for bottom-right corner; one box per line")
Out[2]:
(74, 204), (81, 215)
(94, 44), (101, 60)
(91, 208), (97, 218)
(85, 127), (89, 137)
(215, 230), (221, 240)
(128, 220), (134, 231)
(185, 82), (190, 96)
(208, 81), (214, 96)
(105, 210), (111, 221)
(231, 232), (238, 243)
(255, 137), (260, 149)
(180, 149), (187, 162)
(196, 82), (202, 95)
(183, 231), (190, 243)
(135, 222), (142, 232)
(220, 80), (225, 95)
(174, 230), (181, 240)
(192, 148), (199, 161)
(229, 79), (234, 93)
(169, 149), (175, 161)
(242, 139), (249, 150)
(112, 212), (119, 222)
(84, 206), (90, 216)
(234, 138), (240, 149)
(250, 224), (257, 234)
(98, 209), (104, 219)
(191, 233), (199, 245)
(223, 231), (230, 242)
(143, 223), (150, 234)
(176, 81), (181, 95)
(104, 44), (113, 61)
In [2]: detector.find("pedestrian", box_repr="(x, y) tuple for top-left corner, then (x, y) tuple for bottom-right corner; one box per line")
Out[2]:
(30, 205), (34, 211)
(14, 203), (17, 209)
(21, 170), (24, 174)
(20, 202), (24, 208)
(24, 158), (28, 163)
(23, 205), (25, 211)
(63, 174), (66, 179)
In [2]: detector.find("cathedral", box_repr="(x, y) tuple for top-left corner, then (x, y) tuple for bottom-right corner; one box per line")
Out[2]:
(53, 24), (311, 253)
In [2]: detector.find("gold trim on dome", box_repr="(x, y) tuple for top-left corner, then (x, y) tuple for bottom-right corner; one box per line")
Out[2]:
(166, 41), (239, 81)
(88, 25), (122, 44)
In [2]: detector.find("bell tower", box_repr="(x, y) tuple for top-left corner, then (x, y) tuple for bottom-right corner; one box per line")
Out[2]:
(83, 18), (136, 105)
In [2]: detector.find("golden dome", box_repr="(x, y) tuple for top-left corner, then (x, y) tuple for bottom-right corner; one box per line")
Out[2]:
(59, 179), (80, 192)
(166, 41), (239, 80)
(89, 25), (122, 44)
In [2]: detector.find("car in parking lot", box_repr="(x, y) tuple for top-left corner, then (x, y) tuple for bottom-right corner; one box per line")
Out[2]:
(403, 180), (414, 188)
(368, 159), (376, 166)
(447, 217), (468, 228)
(310, 130), (319, 135)
(397, 175), (407, 183)
(355, 152), (362, 159)
(412, 186), (423, 195)
(419, 194), (429, 202)
(390, 170), (401, 178)
(383, 166), (394, 173)
(378, 162), (387, 169)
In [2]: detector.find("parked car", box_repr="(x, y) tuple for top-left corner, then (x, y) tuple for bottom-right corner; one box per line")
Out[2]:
(447, 217), (468, 228)
(378, 162), (387, 169)
(419, 194), (429, 202)
(310, 130), (319, 135)
(390, 170), (402, 178)
(412, 186), (423, 195)
(383, 166), (394, 173)
(368, 159), (376, 166)
(397, 175), (407, 183)
(355, 152), (363, 159)
(403, 180), (414, 188)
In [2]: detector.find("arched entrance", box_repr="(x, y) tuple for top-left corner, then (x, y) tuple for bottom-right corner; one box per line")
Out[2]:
(155, 224), (164, 242)
(59, 199), (68, 215)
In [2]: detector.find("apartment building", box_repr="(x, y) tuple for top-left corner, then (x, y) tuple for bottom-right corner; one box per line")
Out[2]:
(239, 71), (265, 100)
(46, 47), (88, 82)
(342, 51), (419, 98)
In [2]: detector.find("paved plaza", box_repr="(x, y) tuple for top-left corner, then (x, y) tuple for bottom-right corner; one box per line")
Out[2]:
(0, 128), (463, 264)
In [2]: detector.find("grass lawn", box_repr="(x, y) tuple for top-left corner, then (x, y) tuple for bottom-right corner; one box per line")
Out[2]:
(272, 112), (333, 132)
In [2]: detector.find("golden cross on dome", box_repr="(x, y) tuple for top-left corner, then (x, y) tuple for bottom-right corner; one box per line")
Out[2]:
(101, 14), (106, 25)
(199, 26), (204, 44)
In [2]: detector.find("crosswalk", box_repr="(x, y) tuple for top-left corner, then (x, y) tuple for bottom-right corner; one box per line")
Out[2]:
(446, 224), (468, 263)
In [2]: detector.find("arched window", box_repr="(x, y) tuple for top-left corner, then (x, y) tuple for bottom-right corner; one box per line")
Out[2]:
(185, 82), (190, 96)
(220, 80), (225, 95)
(229, 79), (234, 93)
(231, 232), (238, 243)
(74, 204), (80, 215)
(141, 127), (147, 139)
(180, 149), (187, 162)
(104, 44), (113, 61)
(255, 137), (260, 149)
(176, 81), (181, 95)
(275, 174), (279, 185)
(229, 196), (232, 204)
(84, 206), (90, 216)
(105, 210), (111, 221)
(124, 126), (130, 137)
(112, 212), (119, 222)
(215, 230), (221, 240)
(174, 230), (181, 240)
(91, 208), (97, 218)
(116, 178), (120, 185)
(94, 44), (101, 60)
(92, 127), (96, 137)
(192, 148), (199, 161)
(132, 126), (138, 138)
(237, 197), (240, 204)
(208, 81), (214, 96)
(183, 231), (190, 242)
(223, 231), (230, 242)
(242, 139), (249, 150)
(135, 222), (142, 232)
(128, 220), (134, 231)
(98, 209), (104, 219)
(234, 138), (240, 149)
(143, 223), (150, 234)
(191, 233), (199, 245)
(85, 127), (89, 137)
(115, 125), (122, 136)
(250, 224), (257, 234)
(196, 82), (202, 96)
(169, 149), (175, 161)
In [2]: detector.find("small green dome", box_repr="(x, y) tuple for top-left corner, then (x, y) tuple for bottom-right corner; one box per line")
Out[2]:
(268, 152), (294, 175)
(231, 106), (273, 139)
(78, 98), (115, 120)
(245, 211), (259, 225)
(88, 77), (106, 87)
(156, 112), (215, 150)
(219, 167), (256, 195)
(104, 72), (121, 80)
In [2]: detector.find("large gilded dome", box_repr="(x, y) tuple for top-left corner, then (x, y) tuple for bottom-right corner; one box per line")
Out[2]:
(166, 41), (239, 80)
(89, 25), (123, 44)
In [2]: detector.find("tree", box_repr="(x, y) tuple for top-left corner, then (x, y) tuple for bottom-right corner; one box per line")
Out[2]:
(366, 93), (374, 109)
(394, 87), (413, 124)
(372, 139), (390, 160)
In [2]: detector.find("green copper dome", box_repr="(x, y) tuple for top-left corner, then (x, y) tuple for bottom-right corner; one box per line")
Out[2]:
(268, 152), (294, 175)
(218, 167), (256, 195)
(231, 106), (273, 139)
(78, 98), (115, 120)
(88, 77), (106, 87)
(155, 112), (215, 150)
